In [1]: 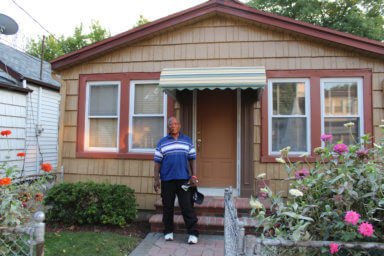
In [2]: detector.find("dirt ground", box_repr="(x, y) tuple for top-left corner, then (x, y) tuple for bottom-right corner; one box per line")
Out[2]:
(45, 221), (151, 239)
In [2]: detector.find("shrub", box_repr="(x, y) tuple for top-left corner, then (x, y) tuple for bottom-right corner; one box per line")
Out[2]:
(251, 121), (384, 255)
(44, 181), (138, 227)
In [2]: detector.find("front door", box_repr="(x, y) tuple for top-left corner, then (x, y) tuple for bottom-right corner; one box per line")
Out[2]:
(196, 89), (237, 188)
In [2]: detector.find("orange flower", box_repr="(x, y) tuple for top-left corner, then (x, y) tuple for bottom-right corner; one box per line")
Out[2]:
(34, 193), (44, 202)
(17, 152), (26, 157)
(41, 163), (53, 172)
(1, 130), (11, 136)
(0, 177), (12, 185)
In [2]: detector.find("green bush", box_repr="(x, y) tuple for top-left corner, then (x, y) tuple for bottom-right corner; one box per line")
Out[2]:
(44, 181), (138, 227)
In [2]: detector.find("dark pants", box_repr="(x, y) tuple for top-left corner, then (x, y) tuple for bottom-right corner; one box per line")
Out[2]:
(161, 179), (199, 236)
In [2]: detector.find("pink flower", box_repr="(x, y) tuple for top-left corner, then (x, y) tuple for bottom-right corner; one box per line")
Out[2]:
(260, 192), (268, 197)
(330, 243), (339, 254)
(333, 143), (349, 154)
(295, 168), (310, 179)
(321, 134), (333, 142)
(358, 222), (374, 237)
(344, 210), (360, 225)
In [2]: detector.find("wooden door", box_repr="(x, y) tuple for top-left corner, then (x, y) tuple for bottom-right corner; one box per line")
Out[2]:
(196, 89), (237, 187)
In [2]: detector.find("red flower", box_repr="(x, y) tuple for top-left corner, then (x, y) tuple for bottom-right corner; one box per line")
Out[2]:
(17, 152), (26, 157)
(0, 177), (12, 185)
(41, 163), (53, 172)
(1, 130), (11, 136)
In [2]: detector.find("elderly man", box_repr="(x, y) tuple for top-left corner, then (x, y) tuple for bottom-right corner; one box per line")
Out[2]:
(154, 117), (199, 244)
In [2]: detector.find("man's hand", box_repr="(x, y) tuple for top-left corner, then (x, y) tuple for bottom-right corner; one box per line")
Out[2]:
(188, 176), (198, 187)
(154, 179), (160, 193)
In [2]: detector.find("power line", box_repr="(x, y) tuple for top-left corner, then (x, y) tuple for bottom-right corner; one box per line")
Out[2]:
(10, 0), (59, 41)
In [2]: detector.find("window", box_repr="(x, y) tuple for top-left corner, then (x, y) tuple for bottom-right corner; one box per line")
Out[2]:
(85, 81), (120, 152)
(321, 78), (363, 145)
(268, 79), (310, 155)
(129, 81), (167, 152)
(261, 70), (372, 162)
(77, 72), (170, 159)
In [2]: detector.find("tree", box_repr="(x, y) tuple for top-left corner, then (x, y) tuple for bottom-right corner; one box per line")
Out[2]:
(246, 0), (384, 41)
(25, 20), (111, 61)
(134, 15), (150, 28)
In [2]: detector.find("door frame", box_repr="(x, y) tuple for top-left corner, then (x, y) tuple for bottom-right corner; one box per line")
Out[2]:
(192, 89), (241, 196)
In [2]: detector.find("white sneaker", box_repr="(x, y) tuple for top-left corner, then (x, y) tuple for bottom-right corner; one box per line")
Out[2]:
(187, 235), (198, 244)
(164, 233), (173, 241)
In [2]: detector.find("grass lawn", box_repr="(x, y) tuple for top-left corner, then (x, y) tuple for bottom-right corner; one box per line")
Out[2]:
(45, 231), (141, 256)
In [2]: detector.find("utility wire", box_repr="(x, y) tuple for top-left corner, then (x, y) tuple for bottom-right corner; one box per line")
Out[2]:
(10, 0), (59, 41)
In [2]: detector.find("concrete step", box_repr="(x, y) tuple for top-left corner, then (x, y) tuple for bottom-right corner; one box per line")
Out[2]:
(149, 214), (261, 235)
(154, 196), (270, 218)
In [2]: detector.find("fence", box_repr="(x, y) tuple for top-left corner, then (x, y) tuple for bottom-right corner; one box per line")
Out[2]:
(224, 187), (245, 256)
(0, 171), (58, 256)
(223, 187), (384, 256)
(0, 211), (45, 256)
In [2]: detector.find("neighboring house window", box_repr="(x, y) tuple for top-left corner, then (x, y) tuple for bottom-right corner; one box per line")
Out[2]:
(321, 78), (364, 145)
(85, 81), (120, 152)
(268, 79), (310, 155)
(129, 80), (167, 152)
(261, 70), (372, 162)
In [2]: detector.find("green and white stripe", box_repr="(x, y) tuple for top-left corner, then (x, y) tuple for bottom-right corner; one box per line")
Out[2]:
(159, 67), (266, 90)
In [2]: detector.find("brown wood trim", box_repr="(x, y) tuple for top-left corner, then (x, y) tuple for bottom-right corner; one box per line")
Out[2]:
(167, 97), (175, 121)
(0, 82), (33, 93)
(77, 72), (172, 159)
(240, 89), (256, 197)
(261, 69), (373, 163)
(51, 1), (384, 70)
(176, 90), (193, 138)
(76, 152), (154, 159)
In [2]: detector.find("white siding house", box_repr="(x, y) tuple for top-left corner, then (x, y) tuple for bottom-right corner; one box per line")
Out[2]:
(0, 43), (61, 177)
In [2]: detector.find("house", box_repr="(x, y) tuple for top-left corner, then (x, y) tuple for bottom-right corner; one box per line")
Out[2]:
(50, 0), (384, 210)
(0, 42), (61, 177)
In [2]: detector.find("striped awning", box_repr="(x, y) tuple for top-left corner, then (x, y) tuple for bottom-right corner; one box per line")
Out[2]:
(159, 67), (266, 91)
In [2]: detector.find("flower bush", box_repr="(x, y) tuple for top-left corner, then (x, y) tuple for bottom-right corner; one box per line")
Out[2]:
(251, 121), (384, 255)
(0, 130), (53, 227)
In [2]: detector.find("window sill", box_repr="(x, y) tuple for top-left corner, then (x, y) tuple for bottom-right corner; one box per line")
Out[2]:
(76, 151), (154, 160)
(261, 155), (318, 163)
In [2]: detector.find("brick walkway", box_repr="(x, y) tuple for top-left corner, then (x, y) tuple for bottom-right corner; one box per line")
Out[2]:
(129, 232), (224, 256)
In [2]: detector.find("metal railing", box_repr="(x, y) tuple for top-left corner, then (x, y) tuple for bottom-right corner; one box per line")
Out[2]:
(224, 187), (245, 256)
(245, 236), (384, 256)
(223, 187), (384, 256)
(0, 212), (45, 256)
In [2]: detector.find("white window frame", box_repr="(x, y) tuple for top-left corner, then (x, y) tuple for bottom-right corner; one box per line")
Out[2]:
(320, 78), (364, 144)
(129, 80), (167, 153)
(268, 78), (311, 155)
(85, 81), (121, 152)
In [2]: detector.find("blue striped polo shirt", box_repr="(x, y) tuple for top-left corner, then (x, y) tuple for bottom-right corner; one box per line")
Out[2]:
(154, 132), (196, 181)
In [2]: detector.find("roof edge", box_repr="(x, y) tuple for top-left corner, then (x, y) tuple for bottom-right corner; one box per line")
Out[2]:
(0, 82), (33, 93)
(51, 0), (384, 70)
(0, 60), (23, 81)
(25, 76), (60, 91)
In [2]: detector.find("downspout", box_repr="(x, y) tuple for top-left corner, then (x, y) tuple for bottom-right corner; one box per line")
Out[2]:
(36, 87), (42, 174)
(51, 72), (66, 182)
(22, 79), (28, 175)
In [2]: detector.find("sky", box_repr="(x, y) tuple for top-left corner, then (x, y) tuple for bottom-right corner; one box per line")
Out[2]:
(0, 0), (246, 51)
